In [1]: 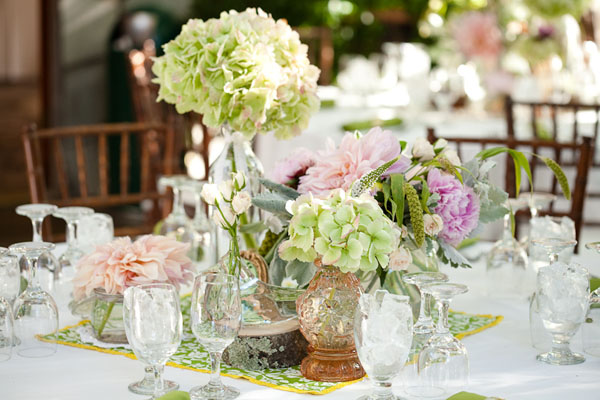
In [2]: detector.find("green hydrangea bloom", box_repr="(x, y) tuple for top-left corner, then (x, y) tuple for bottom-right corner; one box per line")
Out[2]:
(279, 189), (399, 273)
(152, 8), (321, 140)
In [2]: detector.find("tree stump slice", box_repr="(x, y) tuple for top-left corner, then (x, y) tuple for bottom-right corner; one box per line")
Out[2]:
(222, 318), (308, 370)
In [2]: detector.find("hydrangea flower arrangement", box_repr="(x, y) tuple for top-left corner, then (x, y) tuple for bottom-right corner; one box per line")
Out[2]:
(278, 189), (400, 273)
(152, 8), (321, 140)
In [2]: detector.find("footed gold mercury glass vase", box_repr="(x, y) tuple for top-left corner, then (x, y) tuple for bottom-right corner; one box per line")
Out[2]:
(296, 259), (365, 382)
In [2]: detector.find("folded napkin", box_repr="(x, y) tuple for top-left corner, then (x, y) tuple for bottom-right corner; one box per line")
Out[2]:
(590, 277), (600, 293)
(447, 392), (502, 400)
(156, 391), (190, 400)
(342, 117), (403, 132)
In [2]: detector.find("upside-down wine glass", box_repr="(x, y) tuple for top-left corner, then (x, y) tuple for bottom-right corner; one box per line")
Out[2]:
(123, 285), (180, 396)
(185, 179), (217, 271)
(583, 242), (600, 357)
(486, 198), (530, 299)
(52, 206), (94, 274)
(124, 283), (182, 399)
(190, 272), (242, 400)
(529, 238), (577, 351)
(414, 283), (469, 399)
(0, 252), (20, 361)
(536, 262), (589, 365)
(15, 203), (60, 288)
(518, 192), (557, 254)
(10, 242), (59, 357)
(158, 176), (196, 249)
(354, 290), (413, 400)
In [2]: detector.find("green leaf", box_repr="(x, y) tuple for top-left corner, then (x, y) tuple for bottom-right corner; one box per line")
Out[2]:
(542, 157), (571, 200)
(382, 180), (392, 215)
(399, 140), (407, 152)
(420, 179), (430, 212)
(508, 149), (533, 195)
(351, 156), (400, 197)
(239, 221), (267, 234)
(252, 192), (291, 217)
(390, 174), (404, 226)
(476, 147), (509, 160)
(405, 182), (424, 247)
(258, 178), (300, 200)
(438, 241), (471, 268)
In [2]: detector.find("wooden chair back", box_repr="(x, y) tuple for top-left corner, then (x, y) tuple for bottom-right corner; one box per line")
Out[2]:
(295, 26), (334, 85)
(427, 128), (594, 250)
(21, 122), (175, 237)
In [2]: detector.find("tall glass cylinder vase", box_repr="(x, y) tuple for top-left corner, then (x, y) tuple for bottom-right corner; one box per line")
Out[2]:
(296, 260), (365, 382)
(209, 123), (264, 257)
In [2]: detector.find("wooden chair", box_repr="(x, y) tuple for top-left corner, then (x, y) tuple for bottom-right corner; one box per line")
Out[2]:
(505, 96), (600, 225)
(126, 42), (212, 179)
(295, 26), (334, 85)
(21, 122), (175, 237)
(427, 128), (594, 251)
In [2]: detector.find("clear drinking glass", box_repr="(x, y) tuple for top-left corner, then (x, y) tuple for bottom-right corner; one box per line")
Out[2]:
(78, 213), (114, 254)
(582, 242), (600, 357)
(53, 206), (94, 273)
(536, 262), (589, 365)
(190, 272), (242, 400)
(354, 290), (413, 400)
(123, 286), (179, 395)
(486, 198), (530, 299)
(10, 242), (59, 357)
(529, 238), (577, 351)
(185, 179), (216, 271)
(0, 297), (13, 362)
(15, 203), (60, 287)
(529, 216), (575, 272)
(124, 283), (182, 399)
(414, 283), (469, 399)
(158, 176), (196, 244)
(0, 252), (19, 361)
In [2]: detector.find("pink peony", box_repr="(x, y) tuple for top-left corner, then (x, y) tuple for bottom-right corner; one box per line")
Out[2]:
(453, 12), (503, 61)
(298, 127), (410, 195)
(427, 168), (480, 246)
(73, 235), (194, 300)
(272, 148), (316, 188)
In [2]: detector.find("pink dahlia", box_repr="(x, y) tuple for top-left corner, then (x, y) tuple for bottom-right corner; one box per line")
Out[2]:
(427, 168), (480, 246)
(271, 148), (316, 188)
(73, 235), (194, 300)
(453, 12), (503, 61)
(298, 127), (410, 195)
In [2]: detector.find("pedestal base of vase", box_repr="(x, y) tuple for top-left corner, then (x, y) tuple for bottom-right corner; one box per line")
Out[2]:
(300, 345), (365, 382)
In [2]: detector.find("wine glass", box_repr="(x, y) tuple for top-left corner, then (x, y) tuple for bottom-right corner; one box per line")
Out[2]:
(185, 179), (217, 271)
(123, 285), (180, 396)
(158, 176), (196, 244)
(583, 242), (600, 357)
(354, 290), (413, 400)
(402, 272), (449, 341)
(190, 272), (242, 400)
(518, 192), (557, 250)
(529, 238), (577, 351)
(15, 203), (60, 287)
(124, 283), (182, 399)
(0, 252), (20, 361)
(486, 198), (529, 299)
(414, 283), (469, 399)
(52, 206), (94, 274)
(536, 262), (589, 365)
(10, 242), (59, 357)
(529, 216), (575, 272)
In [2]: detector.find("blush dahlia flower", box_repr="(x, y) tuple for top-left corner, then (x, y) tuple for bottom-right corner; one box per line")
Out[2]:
(272, 147), (316, 188)
(298, 127), (410, 195)
(427, 168), (480, 246)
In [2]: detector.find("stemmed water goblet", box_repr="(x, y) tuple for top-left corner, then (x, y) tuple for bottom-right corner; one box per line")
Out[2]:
(535, 262), (589, 365)
(124, 283), (182, 399)
(123, 285), (180, 396)
(0, 253), (20, 361)
(53, 206), (94, 274)
(414, 283), (469, 399)
(190, 272), (242, 400)
(529, 238), (577, 351)
(583, 242), (600, 357)
(354, 290), (413, 400)
(158, 176), (196, 247)
(10, 242), (59, 357)
(486, 198), (530, 298)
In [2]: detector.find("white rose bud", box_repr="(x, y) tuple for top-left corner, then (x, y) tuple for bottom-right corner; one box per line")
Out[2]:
(231, 191), (252, 215)
(281, 277), (299, 288)
(412, 137), (436, 161)
(219, 179), (234, 201)
(443, 149), (461, 166)
(233, 171), (246, 189)
(213, 206), (236, 228)
(423, 214), (444, 236)
(389, 246), (413, 272)
(201, 183), (221, 205)
(434, 138), (448, 151)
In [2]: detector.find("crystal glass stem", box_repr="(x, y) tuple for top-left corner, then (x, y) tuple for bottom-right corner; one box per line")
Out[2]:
(417, 289), (432, 327)
(66, 221), (77, 249)
(153, 364), (165, 397)
(436, 299), (450, 334)
(194, 193), (204, 225)
(550, 336), (573, 358)
(502, 213), (512, 241)
(172, 187), (186, 217)
(371, 381), (393, 400)
(24, 256), (41, 290)
(209, 351), (224, 390)
(31, 218), (43, 242)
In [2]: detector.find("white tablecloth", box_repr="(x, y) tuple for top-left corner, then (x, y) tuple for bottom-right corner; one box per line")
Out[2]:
(2, 241), (599, 400)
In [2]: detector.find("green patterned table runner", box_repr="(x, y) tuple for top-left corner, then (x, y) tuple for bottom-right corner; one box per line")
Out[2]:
(40, 296), (502, 395)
